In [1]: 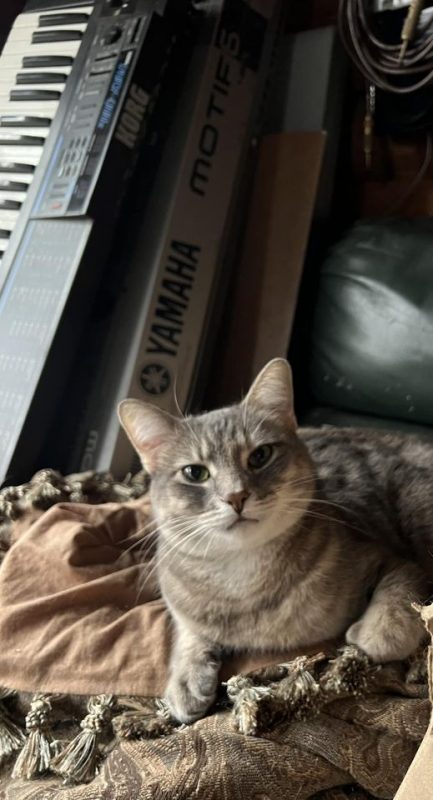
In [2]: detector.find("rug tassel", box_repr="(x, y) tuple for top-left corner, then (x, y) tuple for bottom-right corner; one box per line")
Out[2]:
(113, 697), (175, 740)
(51, 694), (114, 784)
(12, 694), (60, 779)
(0, 689), (25, 763)
(320, 644), (371, 697)
(225, 675), (272, 735)
(276, 657), (322, 720)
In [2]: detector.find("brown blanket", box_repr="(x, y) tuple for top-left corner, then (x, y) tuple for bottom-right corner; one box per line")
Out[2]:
(0, 495), (321, 696)
(0, 468), (429, 799)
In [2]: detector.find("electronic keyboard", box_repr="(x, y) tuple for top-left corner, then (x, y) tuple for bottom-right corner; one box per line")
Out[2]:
(0, 0), (281, 484)
(0, 0), (192, 484)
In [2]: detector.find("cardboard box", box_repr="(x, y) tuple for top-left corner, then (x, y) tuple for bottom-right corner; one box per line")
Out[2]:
(213, 131), (325, 405)
(395, 611), (433, 799)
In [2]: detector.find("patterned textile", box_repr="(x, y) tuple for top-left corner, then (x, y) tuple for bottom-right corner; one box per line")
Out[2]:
(0, 469), (429, 799)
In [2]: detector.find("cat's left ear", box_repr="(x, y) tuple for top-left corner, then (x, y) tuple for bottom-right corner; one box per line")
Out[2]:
(118, 399), (178, 472)
(242, 358), (297, 429)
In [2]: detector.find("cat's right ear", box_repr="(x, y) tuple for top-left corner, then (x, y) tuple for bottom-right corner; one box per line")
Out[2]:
(118, 399), (177, 472)
(243, 358), (297, 428)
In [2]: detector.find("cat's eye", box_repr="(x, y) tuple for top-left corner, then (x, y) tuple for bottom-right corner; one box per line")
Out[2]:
(248, 444), (274, 470)
(182, 464), (210, 483)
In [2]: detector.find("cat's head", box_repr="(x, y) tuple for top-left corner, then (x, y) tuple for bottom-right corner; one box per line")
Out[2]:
(118, 359), (314, 552)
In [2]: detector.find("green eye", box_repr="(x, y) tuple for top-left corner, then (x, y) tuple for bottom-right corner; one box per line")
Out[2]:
(182, 464), (210, 483)
(248, 444), (273, 470)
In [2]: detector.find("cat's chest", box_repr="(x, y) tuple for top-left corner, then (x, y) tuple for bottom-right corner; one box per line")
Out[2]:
(162, 537), (378, 651)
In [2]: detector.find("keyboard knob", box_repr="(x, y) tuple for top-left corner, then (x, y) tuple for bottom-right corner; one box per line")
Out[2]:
(103, 26), (122, 45)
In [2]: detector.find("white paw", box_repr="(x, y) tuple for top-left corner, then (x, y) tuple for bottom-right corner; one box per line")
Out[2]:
(346, 615), (425, 663)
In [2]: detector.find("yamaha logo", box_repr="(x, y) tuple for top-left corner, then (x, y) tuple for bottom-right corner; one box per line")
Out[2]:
(140, 363), (171, 396)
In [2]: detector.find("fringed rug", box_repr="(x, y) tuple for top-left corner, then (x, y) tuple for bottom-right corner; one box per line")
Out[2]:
(0, 469), (428, 799)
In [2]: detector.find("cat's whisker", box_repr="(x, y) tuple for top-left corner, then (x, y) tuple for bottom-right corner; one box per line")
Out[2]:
(114, 512), (213, 563)
(136, 525), (211, 598)
(116, 515), (159, 545)
(203, 529), (218, 560)
(279, 502), (353, 531)
(173, 526), (218, 573)
(114, 530), (157, 558)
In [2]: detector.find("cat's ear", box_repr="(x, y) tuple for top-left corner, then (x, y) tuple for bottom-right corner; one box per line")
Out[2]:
(243, 359), (297, 428)
(118, 399), (178, 472)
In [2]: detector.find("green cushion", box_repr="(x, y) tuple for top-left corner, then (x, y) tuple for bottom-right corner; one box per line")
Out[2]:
(300, 406), (433, 440)
(309, 219), (433, 426)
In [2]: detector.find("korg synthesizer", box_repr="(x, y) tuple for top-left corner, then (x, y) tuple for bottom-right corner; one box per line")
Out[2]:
(0, 0), (281, 484)
(0, 0), (192, 484)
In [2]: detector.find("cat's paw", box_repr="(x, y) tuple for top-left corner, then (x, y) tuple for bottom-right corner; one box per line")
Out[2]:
(345, 613), (425, 663)
(164, 660), (219, 724)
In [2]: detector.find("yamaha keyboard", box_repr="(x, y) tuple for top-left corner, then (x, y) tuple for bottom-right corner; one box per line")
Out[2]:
(0, 0), (281, 484)
(0, 0), (193, 484)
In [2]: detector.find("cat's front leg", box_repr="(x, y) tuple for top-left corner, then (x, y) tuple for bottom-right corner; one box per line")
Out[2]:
(345, 560), (427, 662)
(165, 623), (221, 724)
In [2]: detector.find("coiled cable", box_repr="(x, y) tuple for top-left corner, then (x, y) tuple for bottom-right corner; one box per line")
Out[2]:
(338, 0), (433, 95)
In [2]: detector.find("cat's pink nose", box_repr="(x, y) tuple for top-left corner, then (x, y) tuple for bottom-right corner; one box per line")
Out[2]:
(225, 490), (250, 514)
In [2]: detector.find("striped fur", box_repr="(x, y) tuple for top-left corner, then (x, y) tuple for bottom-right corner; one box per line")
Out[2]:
(118, 360), (429, 723)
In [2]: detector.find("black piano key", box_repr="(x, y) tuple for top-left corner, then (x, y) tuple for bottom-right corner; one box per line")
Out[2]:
(16, 72), (67, 85)
(0, 116), (51, 128)
(0, 230), (11, 239)
(32, 30), (83, 44)
(0, 200), (21, 211)
(0, 162), (35, 174)
(10, 89), (62, 102)
(0, 134), (45, 146)
(0, 180), (28, 192)
(39, 12), (89, 26)
(22, 56), (74, 68)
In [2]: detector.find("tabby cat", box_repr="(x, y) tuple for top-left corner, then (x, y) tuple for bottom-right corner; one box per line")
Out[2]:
(118, 359), (431, 724)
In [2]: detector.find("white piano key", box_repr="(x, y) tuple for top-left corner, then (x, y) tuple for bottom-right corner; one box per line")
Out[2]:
(0, 153), (41, 166)
(14, 7), (94, 28)
(0, 173), (33, 185)
(1, 41), (81, 58)
(0, 106), (58, 120)
(6, 83), (66, 94)
(9, 24), (88, 41)
(0, 211), (20, 230)
(0, 191), (27, 203)
(0, 101), (61, 115)
(0, 128), (49, 140)
(0, 146), (43, 161)
(5, 29), (86, 53)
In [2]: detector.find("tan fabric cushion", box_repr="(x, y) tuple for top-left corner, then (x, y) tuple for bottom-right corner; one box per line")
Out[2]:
(0, 499), (331, 697)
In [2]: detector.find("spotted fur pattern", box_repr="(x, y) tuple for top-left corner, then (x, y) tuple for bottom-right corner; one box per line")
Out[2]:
(118, 360), (430, 723)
